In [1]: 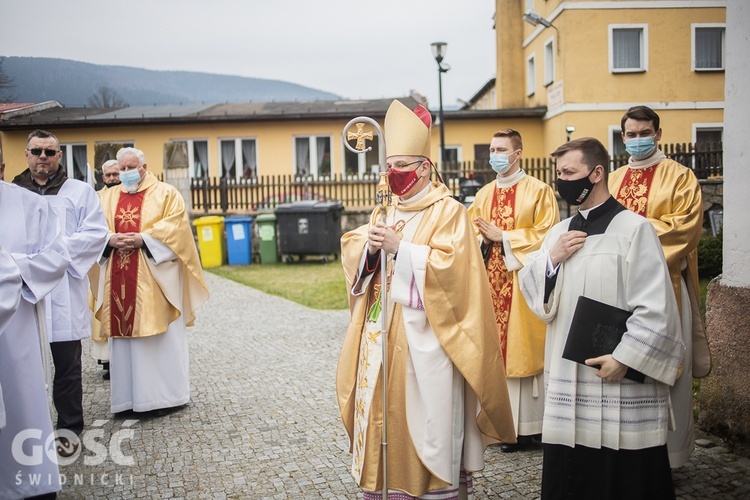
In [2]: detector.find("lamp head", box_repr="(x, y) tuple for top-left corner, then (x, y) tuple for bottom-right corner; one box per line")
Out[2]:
(523, 11), (552, 28)
(431, 42), (448, 63)
(566, 126), (576, 133)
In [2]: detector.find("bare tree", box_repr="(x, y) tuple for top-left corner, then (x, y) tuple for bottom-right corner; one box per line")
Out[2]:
(87, 86), (128, 108)
(0, 57), (17, 103)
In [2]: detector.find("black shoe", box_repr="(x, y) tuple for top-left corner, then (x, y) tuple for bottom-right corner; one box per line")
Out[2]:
(500, 435), (534, 453)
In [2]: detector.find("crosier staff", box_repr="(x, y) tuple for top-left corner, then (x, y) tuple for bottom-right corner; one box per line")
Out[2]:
(343, 118), (389, 499)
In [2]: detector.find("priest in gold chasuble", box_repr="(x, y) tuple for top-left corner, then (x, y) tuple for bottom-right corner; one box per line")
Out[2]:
(467, 129), (559, 452)
(92, 147), (208, 414)
(337, 100), (515, 499)
(609, 106), (710, 468)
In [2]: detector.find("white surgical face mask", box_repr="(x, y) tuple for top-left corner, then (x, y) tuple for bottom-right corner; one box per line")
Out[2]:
(489, 151), (518, 175)
(119, 168), (141, 192)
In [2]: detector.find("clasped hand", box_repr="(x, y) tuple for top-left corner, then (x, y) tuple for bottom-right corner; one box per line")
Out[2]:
(110, 232), (143, 251)
(368, 221), (400, 255)
(474, 216), (503, 244)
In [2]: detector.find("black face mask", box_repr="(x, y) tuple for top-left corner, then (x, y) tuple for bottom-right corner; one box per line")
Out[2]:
(556, 169), (596, 206)
(105, 180), (121, 187)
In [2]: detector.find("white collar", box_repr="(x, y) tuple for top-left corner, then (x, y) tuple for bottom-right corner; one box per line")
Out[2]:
(495, 168), (526, 188)
(628, 149), (667, 169)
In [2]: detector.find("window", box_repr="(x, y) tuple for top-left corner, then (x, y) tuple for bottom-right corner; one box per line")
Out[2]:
(474, 144), (491, 169)
(93, 141), (134, 175)
(694, 125), (723, 178)
(544, 37), (555, 86)
(219, 138), (258, 179)
(344, 134), (380, 177)
(693, 24), (725, 71)
(440, 146), (462, 178)
(609, 126), (627, 167)
(294, 136), (332, 177)
(609, 24), (648, 73)
(60, 143), (88, 181)
(526, 53), (536, 96)
(190, 140), (209, 178)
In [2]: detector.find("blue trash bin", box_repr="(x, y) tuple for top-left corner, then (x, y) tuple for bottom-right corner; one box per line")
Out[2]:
(224, 216), (254, 265)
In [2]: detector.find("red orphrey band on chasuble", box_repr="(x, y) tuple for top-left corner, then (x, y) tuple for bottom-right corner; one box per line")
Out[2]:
(110, 191), (146, 337)
(487, 185), (517, 364)
(615, 165), (658, 217)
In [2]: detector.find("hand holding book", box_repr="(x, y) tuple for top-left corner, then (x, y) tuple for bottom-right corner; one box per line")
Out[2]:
(584, 354), (629, 383)
(562, 295), (646, 383)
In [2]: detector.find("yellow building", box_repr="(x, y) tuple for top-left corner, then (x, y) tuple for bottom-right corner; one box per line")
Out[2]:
(488, 0), (726, 156)
(0, 94), (540, 182)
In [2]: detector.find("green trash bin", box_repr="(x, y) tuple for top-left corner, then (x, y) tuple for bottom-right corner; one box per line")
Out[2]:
(192, 216), (225, 268)
(255, 213), (278, 263)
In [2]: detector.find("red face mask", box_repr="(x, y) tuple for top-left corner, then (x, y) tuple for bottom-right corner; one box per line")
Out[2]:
(387, 165), (421, 196)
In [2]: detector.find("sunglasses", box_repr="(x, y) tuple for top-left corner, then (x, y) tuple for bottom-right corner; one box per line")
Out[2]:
(27, 148), (60, 157)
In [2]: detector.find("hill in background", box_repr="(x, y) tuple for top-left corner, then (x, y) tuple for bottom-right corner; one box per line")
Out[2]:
(1, 56), (340, 106)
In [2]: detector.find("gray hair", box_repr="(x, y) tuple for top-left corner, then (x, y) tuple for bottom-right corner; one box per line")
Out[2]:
(116, 147), (145, 165)
(101, 159), (118, 170)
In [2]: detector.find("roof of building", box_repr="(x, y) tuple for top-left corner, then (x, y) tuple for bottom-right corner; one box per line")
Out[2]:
(0, 95), (546, 129)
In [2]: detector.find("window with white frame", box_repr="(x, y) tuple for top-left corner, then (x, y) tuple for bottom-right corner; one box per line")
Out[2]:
(694, 125), (723, 177)
(219, 138), (258, 179)
(294, 135), (332, 177)
(609, 24), (648, 73)
(693, 24), (725, 71)
(189, 140), (209, 178)
(60, 143), (88, 181)
(609, 126), (627, 163)
(344, 134), (380, 177)
(441, 145), (462, 176)
(544, 37), (555, 86)
(526, 53), (536, 96)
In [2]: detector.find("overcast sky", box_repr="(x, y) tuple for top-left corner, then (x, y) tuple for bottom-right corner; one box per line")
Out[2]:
(0, 0), (497, 109)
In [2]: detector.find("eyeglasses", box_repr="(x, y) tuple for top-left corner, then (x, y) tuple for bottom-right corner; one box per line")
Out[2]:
(27, 148), (60, 157)
(388, 160), (423, 170)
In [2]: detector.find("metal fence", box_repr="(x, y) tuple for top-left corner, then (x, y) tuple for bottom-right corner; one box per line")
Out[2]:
(190, 142), (722, 213)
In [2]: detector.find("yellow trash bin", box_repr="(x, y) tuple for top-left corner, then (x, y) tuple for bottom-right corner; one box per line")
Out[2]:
(192, 216), (225, 268)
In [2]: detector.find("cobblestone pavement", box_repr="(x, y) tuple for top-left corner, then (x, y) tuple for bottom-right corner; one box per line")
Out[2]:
(52, 272), (750, 499)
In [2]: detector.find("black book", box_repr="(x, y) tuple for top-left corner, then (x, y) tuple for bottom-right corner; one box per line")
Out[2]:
(562, 296), (645, 383)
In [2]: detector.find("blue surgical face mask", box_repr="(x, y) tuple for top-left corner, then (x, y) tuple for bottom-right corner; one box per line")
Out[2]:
(119, 168), (141, 187)
(625, 136), (656, 160)
(489, 152), (518, 175)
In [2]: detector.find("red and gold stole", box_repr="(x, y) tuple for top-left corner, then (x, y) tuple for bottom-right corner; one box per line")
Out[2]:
(615, 165), (658, 216)
(110, 191), (146, 337)
(487, 185), (516, 363)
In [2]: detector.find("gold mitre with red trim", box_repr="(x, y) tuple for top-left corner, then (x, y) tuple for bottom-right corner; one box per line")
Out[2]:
(384, 99), (432, 160)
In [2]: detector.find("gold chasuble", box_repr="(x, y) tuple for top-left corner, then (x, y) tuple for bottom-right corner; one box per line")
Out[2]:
(337, 183), (515, 496)
(467, 175), (559, 377)
(95, 173), (208, 339)
(609, 158), (710, 377)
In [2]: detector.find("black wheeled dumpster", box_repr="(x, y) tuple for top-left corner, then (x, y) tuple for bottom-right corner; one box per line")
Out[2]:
(274, 200), (343, 263)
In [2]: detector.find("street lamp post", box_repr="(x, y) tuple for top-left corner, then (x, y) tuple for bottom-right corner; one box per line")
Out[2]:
(431, 42), (450, 167)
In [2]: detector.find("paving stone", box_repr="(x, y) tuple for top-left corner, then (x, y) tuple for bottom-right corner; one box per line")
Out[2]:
(51, 272), (750, 498)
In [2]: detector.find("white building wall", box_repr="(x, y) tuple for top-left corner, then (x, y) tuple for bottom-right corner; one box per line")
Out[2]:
(722, 0), (750, 288)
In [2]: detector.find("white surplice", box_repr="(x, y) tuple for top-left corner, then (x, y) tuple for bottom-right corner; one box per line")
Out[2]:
(0, 181), (70, 499)
(519, 208), (685, 450)
(43, 179), (108, 342)
(105, 236), (191, 413)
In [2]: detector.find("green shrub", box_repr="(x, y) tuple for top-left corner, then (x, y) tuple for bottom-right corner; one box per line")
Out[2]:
(697, 227), (722, 280)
